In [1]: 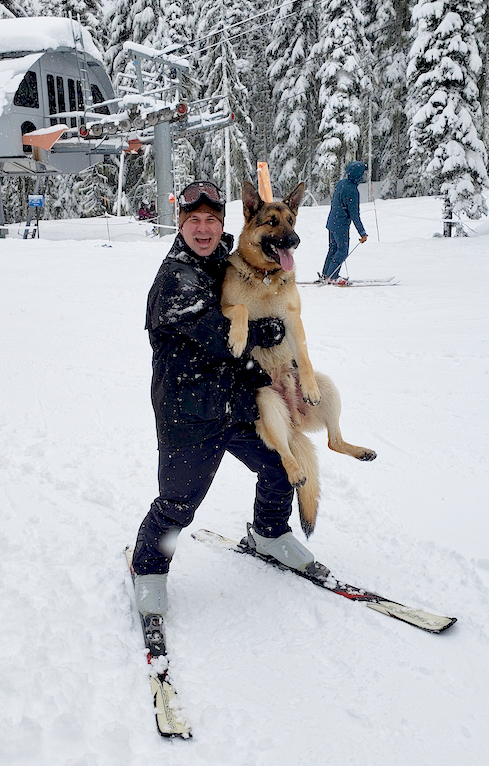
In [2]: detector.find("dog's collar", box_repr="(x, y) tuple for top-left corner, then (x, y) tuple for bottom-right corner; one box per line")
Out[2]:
(241, 257), (281, 280)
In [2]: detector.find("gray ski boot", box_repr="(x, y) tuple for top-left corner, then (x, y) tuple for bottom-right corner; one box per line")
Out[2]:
(247, 525), (315, 572)
(134, 574), (168, 616)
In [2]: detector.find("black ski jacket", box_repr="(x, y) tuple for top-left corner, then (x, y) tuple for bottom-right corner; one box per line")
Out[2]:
(145, 233), (276, 447)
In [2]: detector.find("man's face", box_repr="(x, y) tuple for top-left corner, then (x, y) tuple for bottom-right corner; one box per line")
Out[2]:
(180, 210), (224, 257)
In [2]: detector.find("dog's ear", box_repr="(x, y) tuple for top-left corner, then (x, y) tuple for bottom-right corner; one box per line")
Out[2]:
(242, 181), (264, 221)
(283, 182), (305, 216)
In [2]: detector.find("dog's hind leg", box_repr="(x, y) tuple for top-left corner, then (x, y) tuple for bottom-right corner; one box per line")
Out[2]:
(255, 387), (306, 487)
(292, 431), (320, 537)
(312, 373), (377, 462)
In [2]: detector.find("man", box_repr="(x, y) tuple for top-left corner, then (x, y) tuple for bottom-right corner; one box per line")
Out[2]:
(320, 161), (368, 284)
(133, 181), (315, 617)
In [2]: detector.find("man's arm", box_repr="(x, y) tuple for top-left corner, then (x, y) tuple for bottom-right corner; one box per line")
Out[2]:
(345, 187), (367, 238)
(147, 265), (284, 358)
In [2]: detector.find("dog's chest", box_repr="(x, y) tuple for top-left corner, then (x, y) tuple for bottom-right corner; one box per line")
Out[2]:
(223, 267), (288, 320)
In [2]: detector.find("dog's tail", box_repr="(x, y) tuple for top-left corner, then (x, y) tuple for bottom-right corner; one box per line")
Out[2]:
(292, 432), (320, 537)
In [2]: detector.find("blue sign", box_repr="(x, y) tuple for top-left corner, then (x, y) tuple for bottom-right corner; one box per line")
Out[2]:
(28, 195), (45, 208)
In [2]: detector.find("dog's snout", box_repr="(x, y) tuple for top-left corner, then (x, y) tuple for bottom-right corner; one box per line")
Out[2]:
(284, 231), (300, 249)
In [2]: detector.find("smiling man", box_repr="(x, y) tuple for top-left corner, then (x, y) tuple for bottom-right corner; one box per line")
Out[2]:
(179, 201), (225, 256)
(132, 181), (315, 622)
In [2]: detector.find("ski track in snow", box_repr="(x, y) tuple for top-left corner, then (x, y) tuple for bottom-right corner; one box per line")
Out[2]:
(0, 197), (488, 765)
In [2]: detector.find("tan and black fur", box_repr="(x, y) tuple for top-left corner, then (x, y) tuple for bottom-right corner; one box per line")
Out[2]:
(221, 182), (376, 537)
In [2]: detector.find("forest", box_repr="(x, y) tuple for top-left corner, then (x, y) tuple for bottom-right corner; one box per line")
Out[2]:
(1, 0), (488, 224)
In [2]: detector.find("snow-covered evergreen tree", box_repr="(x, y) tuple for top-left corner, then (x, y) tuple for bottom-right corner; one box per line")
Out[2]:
(366, 0), (410, 198)
(71, 159), (119, 217)
(0, 176), (35, 223)
(0, 0), (30, 17)
(242, 0), (273, 171)
(312, 0), (368, 197)
(193, 0), (254, 198)
(40, 0), (103, 44)
(406, 0), (488, 223)
(105, 0), (162, 76)
(479, 2), (489, 152)
(267, 0), (320, 198)
(105, 0), (190, 77)
(43, 175), (84, 219)
(104, 0), (194, 204)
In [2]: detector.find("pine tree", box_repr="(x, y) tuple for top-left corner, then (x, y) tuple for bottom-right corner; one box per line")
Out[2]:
(0, 0), (29, 17)
(479, 2), (489, 152)
(44, 174), (86, 219)
(105, 0), (162, 77)
(40, 0), (103, 43)
(104, 0), (194, 205)
(0, 176), (36, 223)
(365, 0), (410, 198)
(406, 0), (488, 225)
(71, 159), (119, 217)
(242, 0), (273, 171)
(105, 0), (190, 78)
(312, 0), (368, 197)
(192, 0), (254, 198)
(267, 0), (320, 198)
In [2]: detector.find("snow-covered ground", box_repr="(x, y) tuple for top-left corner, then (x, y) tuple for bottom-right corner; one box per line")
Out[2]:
(1, 195), (488, 765)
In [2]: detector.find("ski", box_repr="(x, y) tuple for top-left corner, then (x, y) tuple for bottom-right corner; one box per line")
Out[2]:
(192, 530), (457, 634)
(124, 547), (192, 739)
(297, 277), (399, 287)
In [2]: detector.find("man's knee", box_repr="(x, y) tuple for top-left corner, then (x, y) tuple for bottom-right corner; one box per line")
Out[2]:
(151, 497), (195, 529)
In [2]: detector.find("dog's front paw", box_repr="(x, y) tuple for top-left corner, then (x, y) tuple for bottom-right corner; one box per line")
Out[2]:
(227, 330), (247, 358)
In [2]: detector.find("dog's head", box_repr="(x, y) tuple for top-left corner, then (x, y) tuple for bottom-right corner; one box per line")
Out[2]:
(239, 181), (305, 272)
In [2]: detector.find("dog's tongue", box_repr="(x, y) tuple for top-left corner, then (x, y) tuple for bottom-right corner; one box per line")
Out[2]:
(277, 248), (295, 271)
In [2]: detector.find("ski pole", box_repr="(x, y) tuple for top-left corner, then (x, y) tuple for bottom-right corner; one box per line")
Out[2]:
(341, 241), (362, 281)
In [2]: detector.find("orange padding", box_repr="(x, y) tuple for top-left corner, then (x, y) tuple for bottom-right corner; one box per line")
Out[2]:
(22, 125), (68, 151)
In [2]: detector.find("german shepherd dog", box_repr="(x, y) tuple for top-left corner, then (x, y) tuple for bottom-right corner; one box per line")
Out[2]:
(221, 182), (376, 536)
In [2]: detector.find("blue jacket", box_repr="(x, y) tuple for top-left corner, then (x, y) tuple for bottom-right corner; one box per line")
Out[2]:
(326, 162), (367, 237)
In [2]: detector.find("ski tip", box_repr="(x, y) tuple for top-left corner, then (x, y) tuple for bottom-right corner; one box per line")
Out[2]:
(151, 675), (192, 739)
(124, 545), (135, 572)
(366, 601), (458, 633)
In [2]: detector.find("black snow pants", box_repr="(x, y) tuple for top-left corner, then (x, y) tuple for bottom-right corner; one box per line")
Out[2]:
(132, 422), (294, 574)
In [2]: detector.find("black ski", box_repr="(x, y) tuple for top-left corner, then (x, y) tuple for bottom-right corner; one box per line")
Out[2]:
(297, 276), (399, 287)
(124, 547), (192, 739)
(192, 530), (457, 634)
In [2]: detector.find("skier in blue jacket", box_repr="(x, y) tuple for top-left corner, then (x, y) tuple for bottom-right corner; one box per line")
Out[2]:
(320, 161), (368, 284)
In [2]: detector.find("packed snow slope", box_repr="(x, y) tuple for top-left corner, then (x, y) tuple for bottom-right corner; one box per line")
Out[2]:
(1, 195), (489, 766)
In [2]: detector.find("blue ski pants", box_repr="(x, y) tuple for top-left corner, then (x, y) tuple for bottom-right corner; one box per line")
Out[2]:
(322, 228), (350, 279)
(132, 422), (294, 574)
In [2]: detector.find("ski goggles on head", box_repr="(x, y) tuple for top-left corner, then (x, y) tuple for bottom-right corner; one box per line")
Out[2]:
(178, 181), (226, 212)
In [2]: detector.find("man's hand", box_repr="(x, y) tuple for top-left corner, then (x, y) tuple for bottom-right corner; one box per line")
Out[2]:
(359, 235), (368, 243)
(248, 317), (285, 349)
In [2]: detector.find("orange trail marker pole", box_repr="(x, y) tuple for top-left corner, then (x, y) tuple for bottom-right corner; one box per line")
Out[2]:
(257, 161), (273, 201)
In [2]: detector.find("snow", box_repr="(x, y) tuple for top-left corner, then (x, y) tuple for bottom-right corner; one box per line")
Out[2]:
(0, 17), (102, 62)
(122, 40), (190, 71)
(0, 52), (43, 118)
(1, 194), (489, 765)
